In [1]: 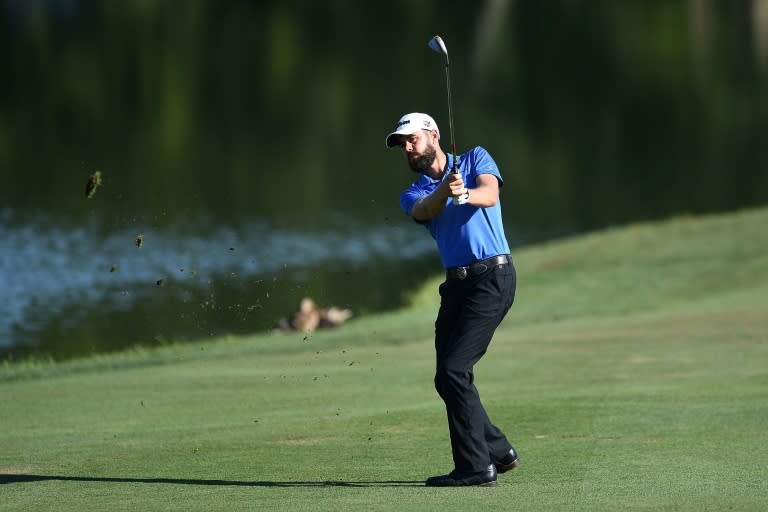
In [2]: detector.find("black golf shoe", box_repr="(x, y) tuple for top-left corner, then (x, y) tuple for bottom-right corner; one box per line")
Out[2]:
(425, 464), (497, 487)
(493, 447), (520, 474)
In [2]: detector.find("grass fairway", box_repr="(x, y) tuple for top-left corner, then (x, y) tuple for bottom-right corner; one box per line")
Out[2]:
(2, 207), (767, 511)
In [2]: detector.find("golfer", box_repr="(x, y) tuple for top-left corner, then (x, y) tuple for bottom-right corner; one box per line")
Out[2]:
(386, 113), (519, 487)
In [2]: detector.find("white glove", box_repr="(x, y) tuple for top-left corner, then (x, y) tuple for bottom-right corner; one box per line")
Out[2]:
(453, 189), (469, 205)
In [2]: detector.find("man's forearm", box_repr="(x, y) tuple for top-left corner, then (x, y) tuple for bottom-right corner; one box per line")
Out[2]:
(412, 188), (449, 221)
(465, 185), (497, 208)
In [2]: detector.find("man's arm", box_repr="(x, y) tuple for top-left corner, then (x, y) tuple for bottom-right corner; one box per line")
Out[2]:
(411, 173), (465, 221)
(465, 173), (500, 208)
(411, 173), (499, 220)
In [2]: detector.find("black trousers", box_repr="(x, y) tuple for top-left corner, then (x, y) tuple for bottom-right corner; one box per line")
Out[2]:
(434, 260), (516, 473)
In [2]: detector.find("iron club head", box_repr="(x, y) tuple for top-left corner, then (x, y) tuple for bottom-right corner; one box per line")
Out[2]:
(428, 35), (449, 62)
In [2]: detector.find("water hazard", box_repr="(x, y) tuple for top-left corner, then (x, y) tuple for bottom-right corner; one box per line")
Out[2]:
(0, 208), (438, 360)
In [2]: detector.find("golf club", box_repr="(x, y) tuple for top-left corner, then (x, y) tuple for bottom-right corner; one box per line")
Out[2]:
(428, 35), (468, 205)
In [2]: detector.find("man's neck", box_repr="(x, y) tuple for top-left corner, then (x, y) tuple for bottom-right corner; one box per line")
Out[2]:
(424, 150), (448, 180)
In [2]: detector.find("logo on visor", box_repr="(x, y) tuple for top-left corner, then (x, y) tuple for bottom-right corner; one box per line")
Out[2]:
(396, 120), (411, 129)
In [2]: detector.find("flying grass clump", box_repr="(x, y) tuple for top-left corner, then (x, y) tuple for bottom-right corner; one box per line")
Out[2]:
(85, 171), (102, 198)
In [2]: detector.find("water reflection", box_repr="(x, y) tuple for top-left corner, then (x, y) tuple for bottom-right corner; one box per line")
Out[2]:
(0, 208), (437, 360)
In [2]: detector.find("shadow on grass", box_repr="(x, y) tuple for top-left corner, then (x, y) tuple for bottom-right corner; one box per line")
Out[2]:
(0, 474), (424, 487)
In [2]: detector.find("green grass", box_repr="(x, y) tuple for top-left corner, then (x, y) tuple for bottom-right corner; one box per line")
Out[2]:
(2, 207), (767, 511)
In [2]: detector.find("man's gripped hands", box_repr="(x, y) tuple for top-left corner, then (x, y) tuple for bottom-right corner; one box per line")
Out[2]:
(444, 172), (468, 200)
(444, 172), (469, 205)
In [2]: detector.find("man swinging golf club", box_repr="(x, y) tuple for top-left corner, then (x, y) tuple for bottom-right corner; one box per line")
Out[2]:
(384, 36), (519, 487)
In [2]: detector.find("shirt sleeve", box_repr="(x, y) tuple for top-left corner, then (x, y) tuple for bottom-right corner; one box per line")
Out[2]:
(400, 184), (426, 217)
(471, 146), (503, 187)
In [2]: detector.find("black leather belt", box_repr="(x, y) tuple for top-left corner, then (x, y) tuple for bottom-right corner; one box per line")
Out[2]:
(446, 254), (510, 280)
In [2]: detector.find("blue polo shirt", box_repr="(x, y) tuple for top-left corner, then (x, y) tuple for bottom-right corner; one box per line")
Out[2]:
(400, 146), (511, 268)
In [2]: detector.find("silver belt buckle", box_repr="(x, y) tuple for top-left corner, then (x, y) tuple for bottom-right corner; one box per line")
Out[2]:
(456, 267), (468, 280)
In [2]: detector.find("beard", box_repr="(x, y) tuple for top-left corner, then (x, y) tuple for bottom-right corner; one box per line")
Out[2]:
(407, 144), (437, 174)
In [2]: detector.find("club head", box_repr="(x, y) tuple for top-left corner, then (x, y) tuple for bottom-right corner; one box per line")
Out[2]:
(428, 35), (449, 58)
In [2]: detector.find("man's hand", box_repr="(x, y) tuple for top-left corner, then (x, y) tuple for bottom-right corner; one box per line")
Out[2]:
(445, 172), (468, 199)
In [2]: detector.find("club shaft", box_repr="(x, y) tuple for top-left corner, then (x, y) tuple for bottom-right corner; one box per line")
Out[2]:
(444, 62), (458, 174)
